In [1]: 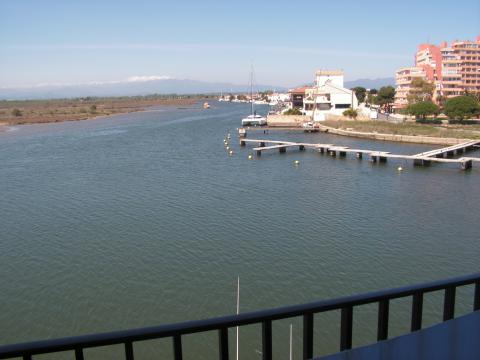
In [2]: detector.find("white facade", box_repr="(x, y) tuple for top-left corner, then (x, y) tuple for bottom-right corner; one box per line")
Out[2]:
(303, 72), (358, 121)
(315, 70), (345, 88)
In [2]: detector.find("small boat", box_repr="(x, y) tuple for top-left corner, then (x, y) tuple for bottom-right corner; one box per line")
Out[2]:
(241, 113), (267, 126)
(203, 102), (211, 109)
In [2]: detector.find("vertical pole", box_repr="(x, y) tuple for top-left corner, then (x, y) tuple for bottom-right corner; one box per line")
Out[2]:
(262, 320), (272, 360)
(218, 328), (229, 360)
(377, 299), (389, 341)
(340, 306), (353, 351)
(290, 324), (293, 360)
(443, 286), (456, 321)
(236, 277), (240, 360)
(474, 281), (480, 311)
(303, 313), (313, 360)
(411, 292), (423, 331)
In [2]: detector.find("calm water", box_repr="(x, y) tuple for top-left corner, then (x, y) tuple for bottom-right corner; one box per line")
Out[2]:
(0, 102), (479, 359)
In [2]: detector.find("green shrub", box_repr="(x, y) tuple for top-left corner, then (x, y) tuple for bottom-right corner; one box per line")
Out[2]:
(11, 108), (22, 117)
(283, 108), (302, 115)
(343, 108), (358, 119)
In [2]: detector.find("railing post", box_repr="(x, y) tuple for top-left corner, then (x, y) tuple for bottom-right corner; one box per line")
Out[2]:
(377, 299), (389, 341)
(218, 327), (229, 360)
(411, 292), (423, 331)
(262, 320), (272, 360)
(75, 348), (84, 360)
(443, 286), (456, 321)
(173, 335), (183, 360)
(340, 306), (353, 351)
(125, 341), (134, 360)
(474, 281), (480, 311)
(303, 313), (313, 360)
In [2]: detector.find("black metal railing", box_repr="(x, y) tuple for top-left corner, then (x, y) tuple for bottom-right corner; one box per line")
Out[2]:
(1, 273), (479, 360)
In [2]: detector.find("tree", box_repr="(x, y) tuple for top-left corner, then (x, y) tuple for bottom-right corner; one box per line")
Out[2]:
(11, 108), (22, 117)
(352, 87), (367, 103)
(406, 101), (439, 120)
(228, 94), (235, 102)
(343, 108), (358, 119)
(376, 86), (396, 110)
(444, 96), (480, 121)
(407, 78), (434, 104)
(283, 108), (302, 115)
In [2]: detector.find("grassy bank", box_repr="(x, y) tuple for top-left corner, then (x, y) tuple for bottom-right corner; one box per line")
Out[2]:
(323, 120), (480, 140)
(0, 95), (209, 125)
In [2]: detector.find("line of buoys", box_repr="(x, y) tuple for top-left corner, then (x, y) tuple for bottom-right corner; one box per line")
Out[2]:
(229, 150), (234, 156)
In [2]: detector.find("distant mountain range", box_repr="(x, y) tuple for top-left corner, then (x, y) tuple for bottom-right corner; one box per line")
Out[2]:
(0, 76), (396, 100)
(0, 78), (287, 100)
(344, 77), (395, 89)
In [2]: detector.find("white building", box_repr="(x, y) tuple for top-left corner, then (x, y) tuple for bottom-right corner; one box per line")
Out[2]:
(303, 70), (358, 121)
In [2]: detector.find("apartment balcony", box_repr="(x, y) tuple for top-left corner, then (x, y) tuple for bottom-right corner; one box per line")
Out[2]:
(0, 273), (479, 360)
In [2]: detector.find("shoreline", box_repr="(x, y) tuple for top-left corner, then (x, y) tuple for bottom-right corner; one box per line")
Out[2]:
(316, 124), (472, 145)
(245, 124), (474, 145)
(0, 98), (201, 127)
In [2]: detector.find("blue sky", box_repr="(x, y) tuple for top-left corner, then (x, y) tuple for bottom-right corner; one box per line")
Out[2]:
(1, 0), (479, 88)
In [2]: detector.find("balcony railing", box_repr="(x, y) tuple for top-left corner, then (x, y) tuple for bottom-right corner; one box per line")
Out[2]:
(0, 273), (479, 360)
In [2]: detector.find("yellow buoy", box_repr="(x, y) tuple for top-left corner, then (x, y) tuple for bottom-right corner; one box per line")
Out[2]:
(226, 146), (230, 150)
(229, 150), (234, 155)
(397, 166), (403, 171)
(248, 154), (253, 160)
(294, 160), (300, 166)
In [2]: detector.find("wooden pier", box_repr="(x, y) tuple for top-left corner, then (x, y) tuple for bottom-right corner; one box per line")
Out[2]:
(239, 138), (480, 170)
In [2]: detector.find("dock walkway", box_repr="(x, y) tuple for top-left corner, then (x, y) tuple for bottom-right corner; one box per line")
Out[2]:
(239, 138), (480, 170)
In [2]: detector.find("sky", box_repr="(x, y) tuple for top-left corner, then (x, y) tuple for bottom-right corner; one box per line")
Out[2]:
(1, 0), (479, 88)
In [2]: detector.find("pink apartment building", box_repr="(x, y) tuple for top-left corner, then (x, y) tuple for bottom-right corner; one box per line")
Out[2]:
(394, 36), (480, 111)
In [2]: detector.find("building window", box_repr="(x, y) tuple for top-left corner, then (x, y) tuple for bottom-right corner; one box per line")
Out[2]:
(335, 104), (351, 109)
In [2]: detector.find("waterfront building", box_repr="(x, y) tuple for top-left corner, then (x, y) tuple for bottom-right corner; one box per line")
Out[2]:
(288, 86), (311, 109)
(306, 70), (358, 121)
(394, 36), (480, 110)
(394, 67), (428, 109)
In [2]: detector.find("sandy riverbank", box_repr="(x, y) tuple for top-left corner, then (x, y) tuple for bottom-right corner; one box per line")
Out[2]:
(0, 97), (202, 126)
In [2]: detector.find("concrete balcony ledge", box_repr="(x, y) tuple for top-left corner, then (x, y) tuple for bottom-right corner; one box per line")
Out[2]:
(316, 311), (480, 360)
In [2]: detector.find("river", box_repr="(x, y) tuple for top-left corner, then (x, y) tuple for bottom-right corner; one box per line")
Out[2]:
(0, 101), (478, 359)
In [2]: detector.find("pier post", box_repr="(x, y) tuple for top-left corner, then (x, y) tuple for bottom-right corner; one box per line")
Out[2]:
(379, 156), (387, 163)
(319, 147), (325, 154)
(279, 147), (286, 153)
(356, 152), (363, 159)
(256, 150), (262, 156)
(435, 153), (444, 158)
(370, 155), (377, 163)
(240, 140), (246, 147)
(461, 160), (472, 171)
(299, 145), (305, 151)
(330, 151), (336, 157)
(260, 142), (265, 147)
(339, 151), (347, 157)
(413, 159), (424, 166)
(457, 148), (464, 155)
(446, 150), (455, 157)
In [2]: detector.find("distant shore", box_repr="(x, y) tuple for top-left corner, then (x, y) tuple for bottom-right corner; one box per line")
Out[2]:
(0, 96), (206, 126)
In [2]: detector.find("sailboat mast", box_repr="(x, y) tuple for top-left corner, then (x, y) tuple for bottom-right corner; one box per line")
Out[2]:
(250, 65), (254, 115)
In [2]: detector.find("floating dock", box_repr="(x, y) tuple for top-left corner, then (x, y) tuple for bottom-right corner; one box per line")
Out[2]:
(239, 138), (480, 170)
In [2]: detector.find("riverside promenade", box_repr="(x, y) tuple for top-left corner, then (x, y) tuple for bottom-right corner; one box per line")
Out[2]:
(240, 138), (480, 170)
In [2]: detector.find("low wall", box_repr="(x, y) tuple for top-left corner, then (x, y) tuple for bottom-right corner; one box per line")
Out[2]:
(266, 115), (310, 127)
(317, 125), (471, 145)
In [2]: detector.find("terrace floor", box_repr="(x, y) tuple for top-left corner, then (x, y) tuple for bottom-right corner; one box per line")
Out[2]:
(318, 311), (480, 360)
